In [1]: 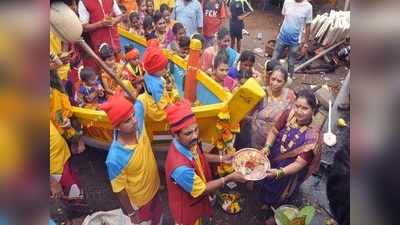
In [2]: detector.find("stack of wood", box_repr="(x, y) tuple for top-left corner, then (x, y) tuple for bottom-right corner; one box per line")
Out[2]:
(311, 10), (350, 46)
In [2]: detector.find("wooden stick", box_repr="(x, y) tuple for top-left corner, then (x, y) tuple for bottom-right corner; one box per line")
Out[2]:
(76, 39), (135, 100)
(294, 40), (346, 73)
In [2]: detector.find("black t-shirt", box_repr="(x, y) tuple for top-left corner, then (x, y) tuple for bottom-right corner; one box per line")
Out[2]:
(228, 0), (252, 22)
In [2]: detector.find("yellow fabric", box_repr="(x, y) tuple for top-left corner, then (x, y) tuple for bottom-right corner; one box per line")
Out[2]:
(190, 146), (207, 198)
(49, 88), (73, 135)
(190, 174), (206, 198)
(154, 0), (175, 10)
(101, 63), (125, 92)
(137, 91), (168, 123)
(111, 127), (160, 207)
(50, 31), (70, 81)
(50, 121), (71, 175)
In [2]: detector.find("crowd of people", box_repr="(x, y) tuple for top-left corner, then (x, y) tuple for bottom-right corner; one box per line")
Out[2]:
(48, 0), (349, 225)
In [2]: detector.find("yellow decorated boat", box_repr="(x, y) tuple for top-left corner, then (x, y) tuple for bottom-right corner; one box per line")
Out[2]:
(72, 28), (266, 149)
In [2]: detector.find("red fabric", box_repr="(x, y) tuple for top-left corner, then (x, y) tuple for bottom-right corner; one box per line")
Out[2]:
(100, 92), (134, 127)
(299, 149), (314, 163)
(82, 0), (121, 54)
(165, 99), (197, 133)
(202, 0), (226, 37)
(60, 161), (80, 195)
(136, 192), (163, 225)
(125, 48), (140, 60)
(142, 44), (168, 74)
(165, 142), (213, 225)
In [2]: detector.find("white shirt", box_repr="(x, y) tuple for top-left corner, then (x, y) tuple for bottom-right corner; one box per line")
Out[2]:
(78, 0), (122, 24)
(278, 0), (312, 45)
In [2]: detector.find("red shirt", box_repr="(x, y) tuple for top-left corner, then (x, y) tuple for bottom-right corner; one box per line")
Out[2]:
(202, 0), (226, 37)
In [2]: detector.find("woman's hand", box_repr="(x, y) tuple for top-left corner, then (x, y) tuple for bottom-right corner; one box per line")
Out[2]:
(260, 146), (270, 157)
(264, 169), (278, 179)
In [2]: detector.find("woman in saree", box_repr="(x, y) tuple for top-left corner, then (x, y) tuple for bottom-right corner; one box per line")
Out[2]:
(250, 66), (296, 150)
(234, 66), (295, 150)
(257, 90), (322, 224)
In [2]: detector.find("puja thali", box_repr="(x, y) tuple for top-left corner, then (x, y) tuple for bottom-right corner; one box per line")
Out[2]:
(233, 148), (271, 181)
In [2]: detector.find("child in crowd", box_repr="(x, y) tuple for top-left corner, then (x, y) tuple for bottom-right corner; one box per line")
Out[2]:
(227, 0), (253, 52)
(166, 22), (186, 52)
(77, 67), (106, 109)
(50, 69), (85, 155)
(145, 0), (155, 17)
(169, 36), (190, 97)
(122, 46), (145, 94)
(143, 15), (157, 40)
(202, 0), (226, 47)
(118, 4), (130, 30)
(99, 43), (124, 97)
(139, 0), (148, 21)
(212, 50), (238, 92)
(228, 50), (261, 85)
(118, 0), (138, 13)
(160, 3), (173, 28)
(153, 11), (168, 46)
(129, 11), (144, 36)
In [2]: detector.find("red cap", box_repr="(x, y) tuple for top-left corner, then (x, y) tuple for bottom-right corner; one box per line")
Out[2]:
(125, 48), (140, 60)
(143, 41), (168, 74)
(165, 99), (197, 133)
(100, 92), (134, 128)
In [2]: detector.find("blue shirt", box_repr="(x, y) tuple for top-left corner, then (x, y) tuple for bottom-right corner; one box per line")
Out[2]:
(172, 0), (203, 36)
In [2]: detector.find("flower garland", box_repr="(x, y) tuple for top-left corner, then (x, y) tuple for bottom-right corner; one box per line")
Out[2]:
(212, 105), (240, 177)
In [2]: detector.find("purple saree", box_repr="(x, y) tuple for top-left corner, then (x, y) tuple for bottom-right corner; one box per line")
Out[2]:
(256, 109), (322, 206)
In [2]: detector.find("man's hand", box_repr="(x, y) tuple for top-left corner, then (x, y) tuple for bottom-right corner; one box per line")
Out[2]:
(129, 212), (142, 224)
(221, 154), (234, 164)
(238, 15), (245, 21)
(101, 18), (113, 27)
(59, 118), (71, 129)
(50, 179), (63, 199)
(227, 171), (247, 183)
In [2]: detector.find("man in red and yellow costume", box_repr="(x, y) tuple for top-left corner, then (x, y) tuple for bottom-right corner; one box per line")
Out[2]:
(164, 100), (246, 225)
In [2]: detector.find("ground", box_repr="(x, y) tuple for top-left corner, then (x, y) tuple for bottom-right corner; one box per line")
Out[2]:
(50, 6), (349, 225)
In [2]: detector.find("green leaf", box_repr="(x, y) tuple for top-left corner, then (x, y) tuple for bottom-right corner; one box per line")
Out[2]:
(274, 209), (291, 225)
(299, 206), (315, 225)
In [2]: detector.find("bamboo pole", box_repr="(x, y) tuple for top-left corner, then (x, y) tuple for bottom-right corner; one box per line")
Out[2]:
(77, 39), (135, 100)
